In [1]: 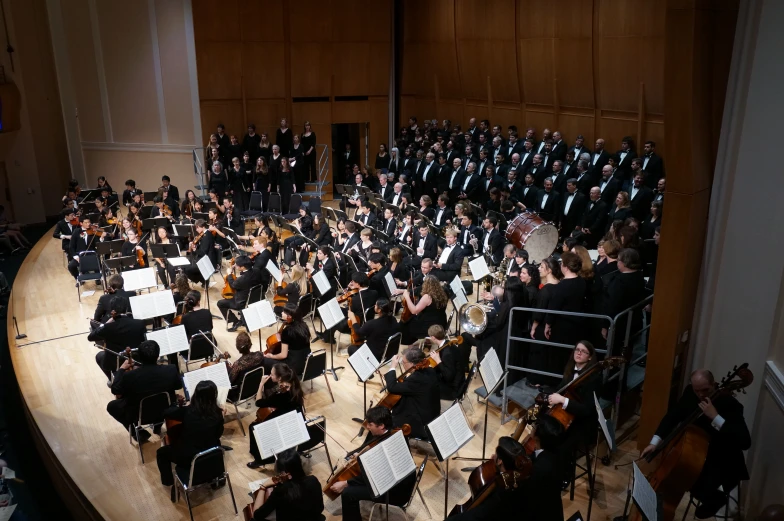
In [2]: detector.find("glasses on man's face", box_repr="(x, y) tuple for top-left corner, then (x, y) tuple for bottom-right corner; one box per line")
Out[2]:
(575, 349), (591, 355)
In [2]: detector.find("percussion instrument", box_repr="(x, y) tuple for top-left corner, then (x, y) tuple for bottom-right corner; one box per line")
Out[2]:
(505, 212), (558, 263)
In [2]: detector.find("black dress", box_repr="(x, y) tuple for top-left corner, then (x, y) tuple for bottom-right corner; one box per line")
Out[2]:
(209, 169), (229, 198)
(290, 144), (306, 195)
(546, 277), (587, 371)
(228, 166), (248, 211)
(301, 132), (318, 182)
(276, 128), (293, 155)
(263, 322), (310, 376)
(156, 405), (224, 486)
(253, 475), (325, 521)
(400, 300), (447, 345)
(277, 167), (295, 214)
(248, 390), (303, 463)
(375, 153), (391, 171)
(528, 283), (558, 386)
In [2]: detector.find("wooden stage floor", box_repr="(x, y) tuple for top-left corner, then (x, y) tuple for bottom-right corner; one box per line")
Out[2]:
(9, 224), (649, 521)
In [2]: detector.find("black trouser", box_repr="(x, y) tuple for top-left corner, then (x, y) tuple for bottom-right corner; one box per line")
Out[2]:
(217, 297), (243, 323)
(106, 398), (131, 430)
(184, 263), (205, 284)
(68, 258), (80, 279)
(96, 350), (119, 380)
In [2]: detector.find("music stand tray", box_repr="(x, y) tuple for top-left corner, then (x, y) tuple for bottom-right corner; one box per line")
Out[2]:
(139, 206), (153, 219)
(173, 224), (195, 238)
(103, 256), (137, 273)
(150, 243), (181, 260)
(192, 212), (209, 222)
(96, 239), (125, 257)
(372, 229), (390, 242)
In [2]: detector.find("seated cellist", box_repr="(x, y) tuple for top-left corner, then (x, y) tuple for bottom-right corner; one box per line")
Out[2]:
(640, 369), (751, 519)
(328, 407), (417, 521)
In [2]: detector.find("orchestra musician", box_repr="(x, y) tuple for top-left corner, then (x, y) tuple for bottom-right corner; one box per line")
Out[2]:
(54, 208), (77, 258)
(478, 215), (505, 265)
(317, 272), (376, 345)
(67, 217), (99, 283)
(274, 264), (306, 316)
(179, 290), (213, 338)
(247, 362), (304, 469)
(180, 190), (198, 218)
(366, 253), (389, 296)
(431, 229), (466, 282)
(425, 325), (468, 412)
(217, 255), (264, 332)
(108, 340), (181, 442)
(308, 245), (338, 302)
(226, 332), (264, 402)
(639, 369), (751, 519)
(93, 275), (136, 323)
(156, 380), (224, 498)
(88, 296), (147, 381)
(152, 226), (178, 286)
(121, 228), (148, 268)
(220, 196), (244, 237)
(400, 274), (448, 345)
(408, 222), (438, 269)
(247, 448), (325, 521)
(382, 346), (440, 439)
(328, 407), (417, 521)
(150, 196), (174, 222)
(122, 179), (138, 207)
(348, 298), (399, 361)
(355, 200), (376, 227)
(263, 302), (310, 376)
(184, 219), (217, 285)
(250, 237), (275, 295)
(160, 175), (179, 202)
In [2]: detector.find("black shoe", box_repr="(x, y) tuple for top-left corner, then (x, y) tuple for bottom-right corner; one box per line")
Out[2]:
(227, 323), (240, 332)
(132, 429), (152, 443)
(247, 460), (263, 469)
(153, 424), (162, 435)
(170, 485), (177, 503)
(694, 491), (727, 519)
(221, 444), (233, 451)
(525, 381), (541, 389)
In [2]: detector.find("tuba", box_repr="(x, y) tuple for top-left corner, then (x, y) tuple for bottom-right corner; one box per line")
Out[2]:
(458, 303), (489, 335)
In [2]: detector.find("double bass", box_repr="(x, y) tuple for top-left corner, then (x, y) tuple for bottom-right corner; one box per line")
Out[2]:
(630, 363), (753, 521)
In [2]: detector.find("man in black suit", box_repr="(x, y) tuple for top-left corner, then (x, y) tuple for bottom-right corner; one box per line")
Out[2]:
(417, 151), (438, 198)
(339, 143), (356, 178)
(493, 151), (508, 181)
(573, 159), (594, 196)
(502, 169), (524, 204)
(520, 415), (566, 521)
(446, 157), (466, 204)
(427, 325), (466, 406)
(432, 194), (453, 228)
(475, 148), (493, 182)
(528, 154), (547, 187)
(381, 207), (398, 239)
(640, 368), (751, 519)
(567, 134), (589, 162)
(614, 136), (637, 178)
(309, 245), (338, 302)
(160, 175), (180, 202)
(598, 164), (621, 206)
(535, 128), (552, 154)
(443, 140), (459, 165)
(462, 144), (477, 169)
(505, 133), (523, 164)
(456, 161), (482, 204)
(579, 187), (608, 248)
(560, 151), (577, 179)
(54, 208), (77, 259)
(355, 200), (377, 228)
(590, 138), (611, 173)
(628, 172), (655, 221)
(349, 299), (400, 361)
(432, 229), (466, 282)
(377, 174), (394, 201)
(653, 177), (665, 203)
(94, 275), (137, 323)
(339, 221), (361, 256)
(549, 131), (566, 161)
(476, 132), (491, 155)
(478, 163), (504, 204)
(184, 219), (217, 285)
(458, 214), (481, 257)
(67, 217), (99, 283)
(383, 347), (440, 439)
(519, 139), (536, 171)
(521, 173), (539, 209)
(558, 179), (587, 239)
(215, 123), (230, 151)
(217, 255), (264, 331)
(641, 140), (665, 188)
(89, 296), (147, 381)
(535, 178), (560, 222)
(411, 222), (438, 268)
(106, 340), (182, 441)
(549, 160), (568, 195)
(386, 182), (405, 206)
(480, 215), (505, 266)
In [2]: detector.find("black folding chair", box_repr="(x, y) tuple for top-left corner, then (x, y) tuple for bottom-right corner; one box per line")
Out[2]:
(173, 447), (238, 521)
(241, 191), (263, 218)
(181, 331), (219, 371)
(308, 196), (322, 217)
(267, 192), (282, 214)
(283, 194), (303, 219)
(225, 365), (264, 436)
(367, 454), (433, 521)
(77, 251), (104, 301)
(129, 392), (171, 464)
(300, 349), (334, 402)
(297, 415), (333, 469)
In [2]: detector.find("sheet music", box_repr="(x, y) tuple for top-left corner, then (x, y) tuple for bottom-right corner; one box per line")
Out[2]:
(216, 386), (230, 409)
(468, 256), (490, 281)
(129, 290), (176, 320)
(633, 462), (659, 521)
(196, 254), (215, 281)
(266, 259), (283, 282)
(252, 410), (310, 460)
(318, 298), (344, 329)
(594, 392), (615, 451)
(167, 256), (190, 267)
(121, 267), (157, 291)
(312, 270), (331, 296)
(384, 272), (397, 296)
(242, 300), (278, 333)
(360, 430), (416, 496)
(146, 325), (189, 356)
(479, 348), (503, 392)
(348, 343), (380, 382)
(182, 362), (231, 398)
(0, 505), (17, 521)
(427, 403), (474, 461)
(450, 276), (466, 301)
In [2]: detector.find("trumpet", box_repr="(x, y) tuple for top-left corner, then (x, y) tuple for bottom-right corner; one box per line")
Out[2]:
(469, 233), (479, 251)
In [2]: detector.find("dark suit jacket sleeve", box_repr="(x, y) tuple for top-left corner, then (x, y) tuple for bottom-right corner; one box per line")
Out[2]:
(110, 368), (129, 396)
(94, 296), (109, 321)
(423, 236), (438, 260)
(384, 370), (422, 396)
(441, 246), (466, 272)
(435, 349), (457, 386)
(228, 270), (252, 291)
(716, 399), (752, 450)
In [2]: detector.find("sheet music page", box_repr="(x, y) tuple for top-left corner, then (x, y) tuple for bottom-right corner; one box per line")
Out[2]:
(253, 420), (283, 461)
(216, 386), (231, 408)
(196, 254), (215, 280)
(450, 276), (466, 301)
(479, 348), (503, 392)
(312, 270), (331, 296)
(468, 256), (490, 281)
(243, 301), (277, 333)
(427, 411), (458, 459)
(152, 290), (176, 317)
(0, 505), (17, 521)
(452, 289), (468, 311)
(444, 403), (474, 451)
(318, 298), (343, 329)
(167, 256), (190, 266)
(633, 462), (659, 521)
(594, 392), (615, 451)
(129, 293), (158, 320)
(348, 343), (380, 382)
(122, 267), (157, 291)
(266, 259), (283, 282)
(146, 325), (189, 356)
(182, 362), (231, 398)
(254, 410), (310, 459)
(359, 440), (396, 497)
(384, 272), (397, 296)
(383, 430), (417, 481)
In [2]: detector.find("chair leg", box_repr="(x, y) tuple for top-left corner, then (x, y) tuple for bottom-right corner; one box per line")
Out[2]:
(185, 489), (195, 521)
(136, 426), (145, 464)
(417, 486), (433, 519)
(368, 502), (378, 521)
(323, 442), (333, 470)
(323, 372), (335, 402)
(225, 473), (238, 515)
(569, 455), (576, 501)
(681, 495), (693, 521)
(234, 402), (246, 437)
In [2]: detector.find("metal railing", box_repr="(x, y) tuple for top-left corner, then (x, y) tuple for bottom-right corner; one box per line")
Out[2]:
(192, 147), (207, 196)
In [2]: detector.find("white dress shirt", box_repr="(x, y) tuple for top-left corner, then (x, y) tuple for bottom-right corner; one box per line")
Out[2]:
(449, 170), (459, 189)
(564, 192), (576, 215)
(438, 243), (454, 265)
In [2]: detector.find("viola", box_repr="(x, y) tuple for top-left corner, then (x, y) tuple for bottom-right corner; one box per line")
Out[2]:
(255, 382), (291, 423)
(243, 473), (292, 521)
(400, 278), (416, 322)
(448, 457), (532, 516)
(222, 269), (236, 299)
(200, 351), (231, 369)
(323, 424), (411, 500)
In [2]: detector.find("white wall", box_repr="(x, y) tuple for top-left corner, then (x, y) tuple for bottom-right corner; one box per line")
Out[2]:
(691, 0), (784, 515)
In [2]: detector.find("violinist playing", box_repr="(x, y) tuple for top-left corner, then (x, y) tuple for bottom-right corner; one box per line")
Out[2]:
(184, 219), (217, 285)
(274, 264), (306, 317)
(156, 380), (224, 499)
(250, 236), (276, 295)
(67, 216), (99, 283)
(108, 340), (181, 443)
(54, 208), (78, 259)
(93, 275), (136, 323)
(247, 362), (304, 469)
(328, 406), (417, 521)
(639, 369), (751, 519)
(217, 255), (264, 332)
(88, 296), (147, 381)
(348, 298), (399, 361)
(150, 196), (175, 222)
(121, 228), (148, 268)
(248, 448), (325, 521)
(316, 272), (376, 345)
(383, 346), (440, 439)
(263, 302), (310, 376)
(425, 325), (468, 412)
(153, 226), (178, 286)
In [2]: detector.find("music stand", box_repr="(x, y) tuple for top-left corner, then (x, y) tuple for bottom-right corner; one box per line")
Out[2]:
(196, 255), (221, 319)
(96, 239), (125, 258)
(143, 191), (158, 203)
(139, 205), (153, 219)
(372, 229), (390, 243)
(333, 208), (349, 221)
(203, 201), (217, 212)
(79, 189), (99, 202)
(342, 253), (359, 274)
(347, 219), (365, 234)
(173, 223), (196, 238)
(78, 201), (97, 213)
(397, 242), (414, 257)
(103, 256), (138, 287)
(150, 243), (180, 262)
(192, 211), (209, 222)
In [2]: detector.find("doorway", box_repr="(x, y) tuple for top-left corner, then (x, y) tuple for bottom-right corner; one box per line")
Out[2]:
(331, 122), (368, 196)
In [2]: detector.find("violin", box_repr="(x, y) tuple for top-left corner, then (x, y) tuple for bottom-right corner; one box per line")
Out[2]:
(243, 473), (293, 521)
(400, 277), (416, 322)
(369, 354), (438, 420)
(222, 264), (237, 299)
(163, 204), (173, 217)
(70, 216), (80, 226)
(255, 381), (291, 423)
(337, 287), (359, 304)
(323, 424), (411, 500)
(200, 351), (231, 368)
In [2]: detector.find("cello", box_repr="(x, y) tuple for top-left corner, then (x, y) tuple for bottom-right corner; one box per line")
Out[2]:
(400, 277), (415, 322)
(323, 424), (411, 500)
(630, 363), (753, 521)
(264, 315), (291, 357)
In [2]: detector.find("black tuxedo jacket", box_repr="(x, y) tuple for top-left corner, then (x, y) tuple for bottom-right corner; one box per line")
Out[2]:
(87, 316), (147, 355)
(55, 220), (76, 251)
(614, 149), (637, 174)
(434, 164), (451, 195)
(492, 163), (508, 180)
(629, 185), (654, 221)
(382, 218), (397, 238)
(339, 233), (361, 255)
(384, 367), (441, 439)
(559, 191), (587, 230)
(385, 190), (404, 205)
(94, 290), (137, 322)
(354, 315), (400, 361)
(445, 167), (466, 193)
(458, 224), (481, 255)
(536, 190), (560, 222)
(590, 150), (611, 172)
(110, 364), (182, 424)
(356, 211), (377, 228)
(413, 232), (438, 260)
(568, 145), (590, 162)
(377, 184), (394, 201)
(458, 173), (482, 202)
(598, 177), (621, 206)
(476, 158), (493, 179)
(434, 343), (466, 400)
(527, 164), (547, 187)
(549, 172), (568, 195)
(504, 142), (523, 163)
(521, 184), (539, 209)
(482, 228), (505, 265)
(521, 450), (564, 521)
(432, 206), (453, 227)
(69, 228), (99, 257)
(479, 175), (504, 203)
(550, 140), (567, 161)
(313, 257), (338, 296)
(580, 200), (608, 237)
(228, 268), (264, 304)
(519, 150), (536, 171)
(642, 152), (665, 187)
(436, 243), (466, 272)
(574, 172), (595, 196)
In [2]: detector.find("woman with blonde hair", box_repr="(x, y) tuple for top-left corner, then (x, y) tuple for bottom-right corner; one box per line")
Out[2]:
(571, 245), (595, 281)
(274, 264), (306, 316)
(400, 275), (448, 344)
(606, 191), (632, 232)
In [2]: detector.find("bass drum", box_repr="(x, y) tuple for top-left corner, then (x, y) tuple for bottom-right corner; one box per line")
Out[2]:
(505, 212), (558, 263)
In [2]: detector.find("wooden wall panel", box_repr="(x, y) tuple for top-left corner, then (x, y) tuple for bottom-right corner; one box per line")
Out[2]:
(192, 0), (239, 43)
(238, 2), (284, 42)
(196, 44), (242, 100)
(199, 101), (243, 144)
(242, 43), (286, 99)
(245, 100), (287, 137)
